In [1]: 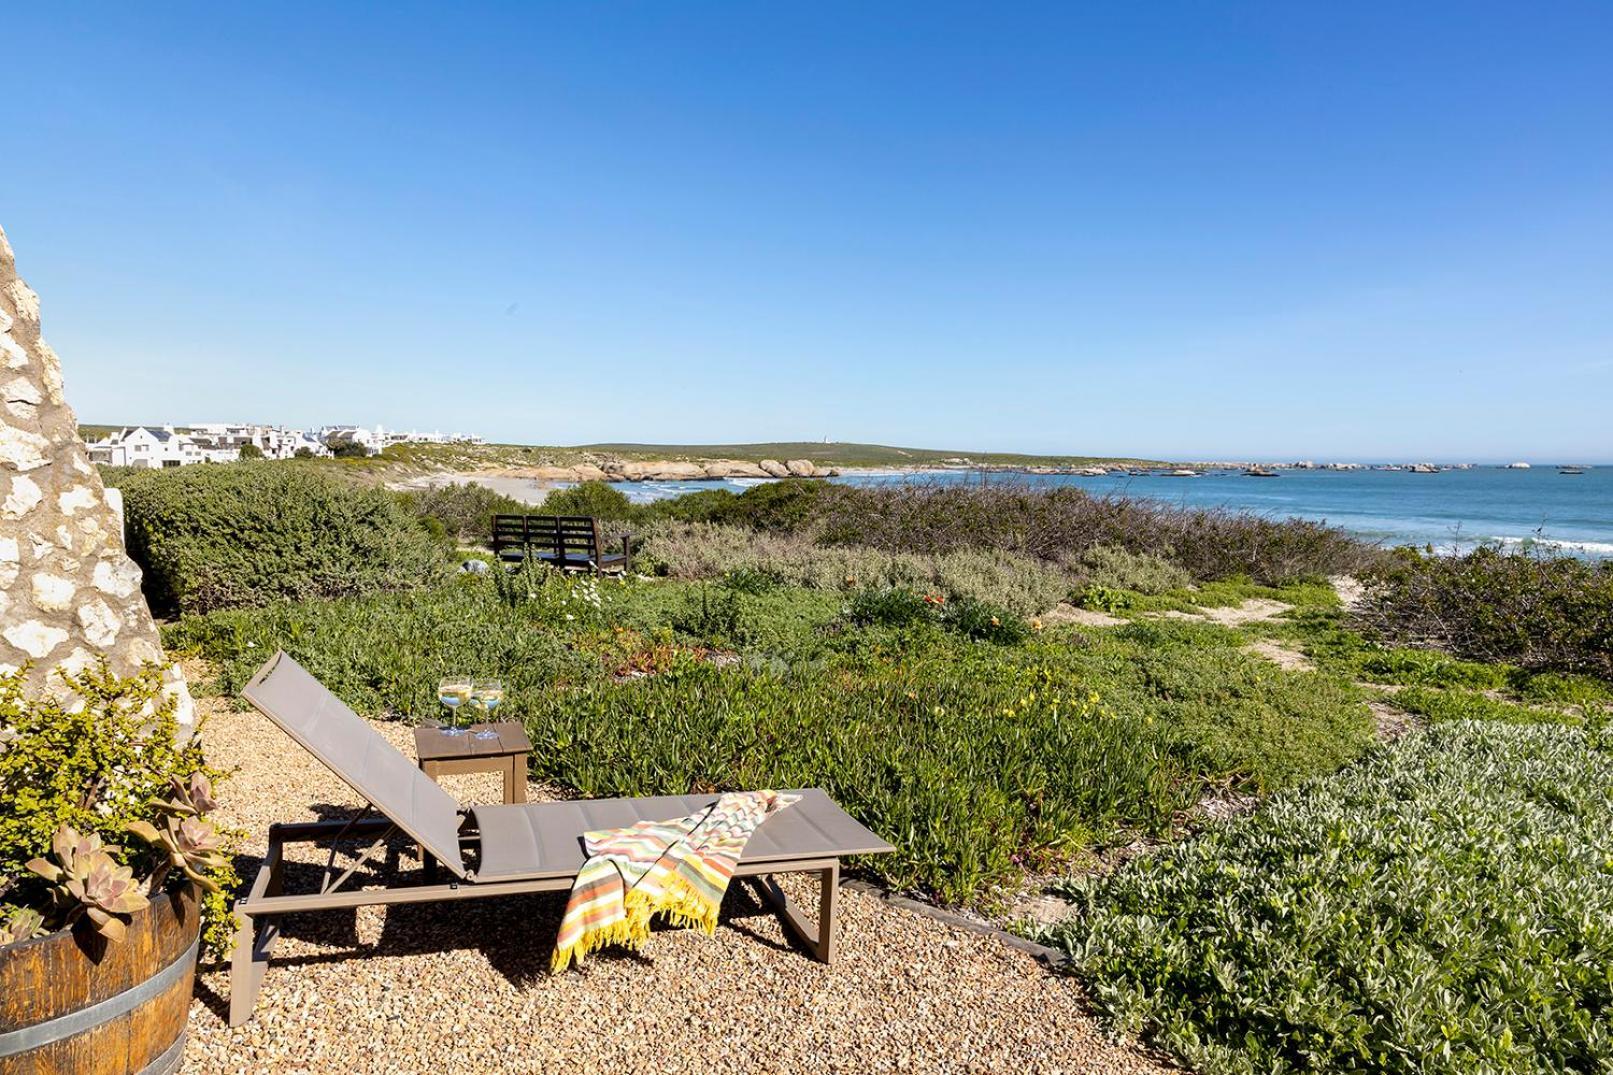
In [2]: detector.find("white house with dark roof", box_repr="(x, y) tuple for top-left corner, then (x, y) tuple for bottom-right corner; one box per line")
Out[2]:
(86, 426), (209, 469)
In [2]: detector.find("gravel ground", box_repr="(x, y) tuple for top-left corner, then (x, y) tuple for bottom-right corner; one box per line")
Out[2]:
(180, 693), (1172, 1075)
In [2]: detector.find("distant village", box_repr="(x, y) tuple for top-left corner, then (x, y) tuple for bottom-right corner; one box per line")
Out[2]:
(84, 423), (485, 469)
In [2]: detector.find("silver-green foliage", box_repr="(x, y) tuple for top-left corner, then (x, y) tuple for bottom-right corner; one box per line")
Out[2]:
(638, 521), (1076, 616)
(1041, 721), (1613, 1075)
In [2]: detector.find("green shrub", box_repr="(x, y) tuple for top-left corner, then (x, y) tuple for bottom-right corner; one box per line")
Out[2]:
(1041, 721), (1613, 1075)
(642, 488), (738, 523)
(711, 478), (838, 531)
(539, 480), (637, 520)
(848, 586), (937, 629)
(1356, 547), (1613, 679)
(115, 462), (452, 615)
(400, 481), (528, 544)
(810, 481), (1378, 585)
(940, 595), (1029, 645)
(0, 662), (240, 959)
(1078, 544), (1191, 594)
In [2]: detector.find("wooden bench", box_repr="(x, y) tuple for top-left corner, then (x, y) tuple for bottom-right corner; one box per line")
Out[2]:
(491, 514), (632, 574)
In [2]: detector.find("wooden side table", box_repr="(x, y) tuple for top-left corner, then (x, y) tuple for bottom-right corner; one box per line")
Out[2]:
(412, 722), (532, 804)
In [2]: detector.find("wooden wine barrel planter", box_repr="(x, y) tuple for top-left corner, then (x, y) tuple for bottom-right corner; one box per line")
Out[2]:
(0, 887), (198, 1075)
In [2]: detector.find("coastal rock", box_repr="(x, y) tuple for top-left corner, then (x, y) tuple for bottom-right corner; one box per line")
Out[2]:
(0, 222), (190, 721)
(570, 463), (609, 482)
(785, 459), (817, 477)
(702, 460), (769, 479)
(652, 461), (708, 480)
(759, 459), (790, 478)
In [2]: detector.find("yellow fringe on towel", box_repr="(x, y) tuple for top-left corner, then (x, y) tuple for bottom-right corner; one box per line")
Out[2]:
(550, 873), (721, 973)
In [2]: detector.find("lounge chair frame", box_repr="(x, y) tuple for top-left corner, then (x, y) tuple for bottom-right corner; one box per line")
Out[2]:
(231, 815), (840, 1026)
(228, 651), (887, 1027)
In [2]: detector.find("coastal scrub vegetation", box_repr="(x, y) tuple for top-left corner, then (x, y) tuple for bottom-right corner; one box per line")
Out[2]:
(1039, 720), (1613, 1075)
(110, 463), (453, 615)
(165, 566), (1372, 904)
(112, 461), (1613, 1071)
(398, 480), (528, 544)
(1354, 545), (1613, 679)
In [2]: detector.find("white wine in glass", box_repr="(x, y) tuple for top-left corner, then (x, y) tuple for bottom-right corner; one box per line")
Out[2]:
(471, 679), (504, 739)
(437, 676), (472, 735)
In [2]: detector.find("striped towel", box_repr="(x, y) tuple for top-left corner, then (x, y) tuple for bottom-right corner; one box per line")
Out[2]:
(551, 790), (800, 973)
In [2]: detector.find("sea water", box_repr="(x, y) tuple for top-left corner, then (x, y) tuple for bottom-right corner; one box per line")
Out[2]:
(610, 467), (1613, 557)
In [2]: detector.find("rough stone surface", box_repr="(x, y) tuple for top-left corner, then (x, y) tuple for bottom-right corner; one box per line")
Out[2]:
(0, 223), (190, 719)
(758, 458), (790, 478)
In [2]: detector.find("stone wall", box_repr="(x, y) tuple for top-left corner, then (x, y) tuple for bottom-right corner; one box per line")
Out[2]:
(0, 223), (192, 723)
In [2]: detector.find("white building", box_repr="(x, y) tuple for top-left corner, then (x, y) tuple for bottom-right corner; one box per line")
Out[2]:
(188, 423), (331, 460)
(86, 426), (209, 469)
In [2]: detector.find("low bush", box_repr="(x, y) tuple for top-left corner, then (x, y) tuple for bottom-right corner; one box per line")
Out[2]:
(539, 481), (637, 520)
(1077, 544), (1191, 594)
(809, 481), (1378, 584)
(1040, 721), (1613, 1075)
(1355, 546), (1613, 680)
(400, 481), (527, 544)
(638, 521), (1075, 615)
(114, 463), (452, 615)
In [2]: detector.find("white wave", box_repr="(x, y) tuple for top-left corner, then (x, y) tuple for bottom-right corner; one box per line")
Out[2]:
(1490, 535), (1613, 555)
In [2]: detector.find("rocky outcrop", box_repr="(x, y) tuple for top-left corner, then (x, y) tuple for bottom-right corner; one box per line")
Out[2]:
(495, 456), (831, 484)
(0, 224), (192, 722)
(700, 460), (769, 480)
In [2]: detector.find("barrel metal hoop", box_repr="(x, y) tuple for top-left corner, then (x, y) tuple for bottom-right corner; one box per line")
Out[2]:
(0, 936), (199, 1057)
(134, 1028), (188, 1075)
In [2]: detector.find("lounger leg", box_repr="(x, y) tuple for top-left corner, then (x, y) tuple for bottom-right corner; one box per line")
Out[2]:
(229, 853), (285, 1027)
(229, 905), (276, 1026)
(759, 861), (839, 964)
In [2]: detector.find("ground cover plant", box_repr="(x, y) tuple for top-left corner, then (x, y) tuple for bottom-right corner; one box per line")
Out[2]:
(112, 462), (452, 615)
(1039, 720), (1613, 1075)
(166, 567), (1372, 907)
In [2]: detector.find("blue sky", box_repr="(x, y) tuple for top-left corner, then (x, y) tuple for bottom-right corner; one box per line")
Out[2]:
(3, 2), (1610, 461)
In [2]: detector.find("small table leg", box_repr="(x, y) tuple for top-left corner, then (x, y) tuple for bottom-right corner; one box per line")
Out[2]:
(505, 753), (527, 803)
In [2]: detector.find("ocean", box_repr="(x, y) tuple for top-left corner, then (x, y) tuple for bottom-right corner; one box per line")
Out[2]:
(609, 466), (1613, 557)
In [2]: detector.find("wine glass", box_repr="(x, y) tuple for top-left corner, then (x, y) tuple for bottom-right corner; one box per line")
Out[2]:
(437, 676), (472, 736)
(471, 679), (504, 739)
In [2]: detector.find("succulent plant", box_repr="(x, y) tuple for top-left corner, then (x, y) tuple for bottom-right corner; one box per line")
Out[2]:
(25, 825), (149, 942)
(127, 814), (227, 893)
(0, 906), (46, 945)
(153, 771), (218, 817)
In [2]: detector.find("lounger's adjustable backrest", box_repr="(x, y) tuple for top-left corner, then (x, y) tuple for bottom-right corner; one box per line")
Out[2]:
(241, 651), (467, 878)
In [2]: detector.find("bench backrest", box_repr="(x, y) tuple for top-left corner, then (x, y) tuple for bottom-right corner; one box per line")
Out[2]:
(491, 515), (603, 559)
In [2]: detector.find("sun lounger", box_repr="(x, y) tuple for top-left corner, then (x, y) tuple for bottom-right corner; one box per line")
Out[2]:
(228, 651), (895, 1026)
